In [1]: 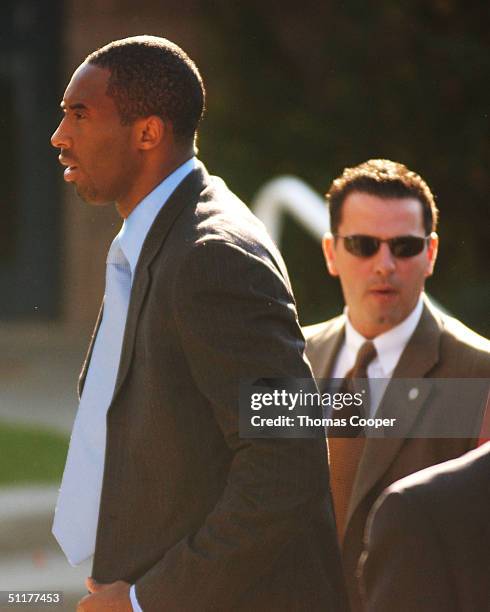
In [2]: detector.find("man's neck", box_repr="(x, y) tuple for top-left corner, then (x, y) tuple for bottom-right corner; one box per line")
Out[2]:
(347, 297), (425, 341)
(341, 296), (425, 378)
(116, 148), (195, 218)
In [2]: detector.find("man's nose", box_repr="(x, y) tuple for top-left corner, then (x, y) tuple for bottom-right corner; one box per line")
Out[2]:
(51, 119), (71, 149)
(373, 242), (396, 275)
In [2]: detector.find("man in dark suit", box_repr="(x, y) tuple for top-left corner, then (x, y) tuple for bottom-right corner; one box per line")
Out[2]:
(361, 442), (490, 611)
(50, 37), (346, 611)
(304, 159), (490, 610)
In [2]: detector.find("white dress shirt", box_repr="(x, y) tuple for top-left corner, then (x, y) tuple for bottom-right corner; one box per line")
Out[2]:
(331, 295), (424, 417)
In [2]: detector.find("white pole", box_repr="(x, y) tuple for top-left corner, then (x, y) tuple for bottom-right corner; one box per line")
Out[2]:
(252, 176), (329, 245)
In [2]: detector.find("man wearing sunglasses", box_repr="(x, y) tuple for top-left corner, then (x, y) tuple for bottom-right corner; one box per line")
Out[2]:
(304, 159), (490, 611)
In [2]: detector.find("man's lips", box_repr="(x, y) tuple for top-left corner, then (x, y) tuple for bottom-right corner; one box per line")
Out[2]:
(63, 166), (79, 181)
(59, 156), (79, 182)
(368, 286), (399, 299)
(63, 166), (78, 181)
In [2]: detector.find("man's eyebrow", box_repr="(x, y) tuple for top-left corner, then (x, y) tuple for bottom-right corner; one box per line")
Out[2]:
(60, 102), (89, 111)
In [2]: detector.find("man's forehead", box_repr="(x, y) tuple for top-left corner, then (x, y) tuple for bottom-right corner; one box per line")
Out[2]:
(341, 192), (425, 228)
(62, 62), (111, 107)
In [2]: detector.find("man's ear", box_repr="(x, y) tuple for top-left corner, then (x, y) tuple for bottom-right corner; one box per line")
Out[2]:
(322, 232), (339, 276)
(133, 115), (165, 150)
(425, 232), (439, 278)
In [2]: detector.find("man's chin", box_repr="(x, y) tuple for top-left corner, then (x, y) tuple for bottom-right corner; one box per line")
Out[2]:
(74, 185), (111, 206)
(373, 305), (410, 330)
(359, 304), (403, 336)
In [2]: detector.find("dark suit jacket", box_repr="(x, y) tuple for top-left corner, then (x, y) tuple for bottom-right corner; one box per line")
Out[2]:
(361, 442), (490, 612)
(304, 297), (490, 610)
(80, 163), (347, 611)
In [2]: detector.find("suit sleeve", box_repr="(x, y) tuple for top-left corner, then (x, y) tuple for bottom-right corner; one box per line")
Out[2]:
(135, 240), (345, 610)
(360, 488), (456, 612)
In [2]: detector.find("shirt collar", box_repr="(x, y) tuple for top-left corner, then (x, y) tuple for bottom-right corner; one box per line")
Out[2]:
(344, 294), (424, 376)
(117, 157), (197, 276)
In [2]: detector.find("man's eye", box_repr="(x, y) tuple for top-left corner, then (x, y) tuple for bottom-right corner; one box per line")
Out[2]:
(74, 112), (85, 120)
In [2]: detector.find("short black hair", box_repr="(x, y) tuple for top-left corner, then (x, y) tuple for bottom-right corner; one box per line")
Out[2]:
(86, 35), (205, 142)
(326, 159), (438, 235)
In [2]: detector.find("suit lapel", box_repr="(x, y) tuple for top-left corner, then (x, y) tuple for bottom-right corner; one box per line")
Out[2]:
(112, 163), (209, 403)
(78, 303), (103, 399)
(79, 163), (210, 407)
(346, 298), (443, 527)
(307, 316), (345, 380)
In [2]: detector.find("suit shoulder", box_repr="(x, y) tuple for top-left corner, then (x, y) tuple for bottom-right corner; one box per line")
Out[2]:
(439, 311), (490, 351)
(386, 443), (490, 506)
(172, 174), (290, 278)
(438, 311), (490, 368)
(196, 178), (283, 256)
(303, 315), (344, 344)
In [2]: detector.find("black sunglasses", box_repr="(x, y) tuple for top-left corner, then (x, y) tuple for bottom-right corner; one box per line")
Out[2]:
(335, 234), (431, 258)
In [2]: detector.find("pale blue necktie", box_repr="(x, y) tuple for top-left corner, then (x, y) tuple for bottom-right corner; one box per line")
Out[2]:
(53, 237), (131, 565)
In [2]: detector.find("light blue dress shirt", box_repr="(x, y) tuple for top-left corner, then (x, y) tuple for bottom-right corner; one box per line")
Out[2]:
(109, 157), (197, 612)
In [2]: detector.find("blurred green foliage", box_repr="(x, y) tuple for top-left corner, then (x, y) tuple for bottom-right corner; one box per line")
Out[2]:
(0, 421), (68, 486)
(196, 1), (489, 334)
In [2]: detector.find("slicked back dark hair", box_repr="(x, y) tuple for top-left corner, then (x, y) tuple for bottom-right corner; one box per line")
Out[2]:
(326, 159), (438, 235)
(86, 35), (205, 142)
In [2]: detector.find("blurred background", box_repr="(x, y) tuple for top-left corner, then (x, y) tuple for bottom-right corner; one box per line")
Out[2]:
(0, 0), (488, 606)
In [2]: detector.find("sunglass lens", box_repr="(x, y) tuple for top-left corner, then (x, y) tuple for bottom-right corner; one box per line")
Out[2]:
(390, 237), (425, 257)
(344, 235), (379, 257)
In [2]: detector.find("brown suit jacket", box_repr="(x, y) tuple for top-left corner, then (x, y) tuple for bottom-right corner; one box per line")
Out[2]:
(304, 297), (490, 611)
(79, 163), (348, 611)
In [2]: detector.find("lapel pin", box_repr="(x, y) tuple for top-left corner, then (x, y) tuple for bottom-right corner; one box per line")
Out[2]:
(408, 387), (419, 401)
